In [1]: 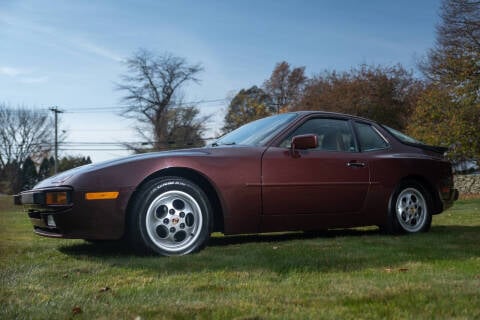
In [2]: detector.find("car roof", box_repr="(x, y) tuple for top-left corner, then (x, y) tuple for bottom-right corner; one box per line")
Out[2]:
(288, 110), (378, 125)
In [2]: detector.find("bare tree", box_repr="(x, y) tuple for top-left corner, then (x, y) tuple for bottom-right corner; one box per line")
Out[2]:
(117, 49), (206, 151)
(0, 104), (53, 168)
(263, 61), (307, 112)
(0, 104), (54, 193)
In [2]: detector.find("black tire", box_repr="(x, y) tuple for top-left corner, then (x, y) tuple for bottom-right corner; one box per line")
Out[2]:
(384, 180), (432, 234)
(128, 176), (213, 256)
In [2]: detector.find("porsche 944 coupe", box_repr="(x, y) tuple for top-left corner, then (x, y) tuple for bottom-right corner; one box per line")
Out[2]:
(15, 111), (458, 256)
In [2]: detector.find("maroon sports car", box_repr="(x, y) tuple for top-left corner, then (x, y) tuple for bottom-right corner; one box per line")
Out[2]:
(15, 111), (458, 256)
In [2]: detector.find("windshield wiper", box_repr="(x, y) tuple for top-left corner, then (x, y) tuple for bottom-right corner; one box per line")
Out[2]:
(211, 141), (235, 147)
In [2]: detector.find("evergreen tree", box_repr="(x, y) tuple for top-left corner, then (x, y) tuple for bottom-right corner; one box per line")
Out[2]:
(58, 155), (93, 172)
(21, 157), (38, 191)
(38, 157), (52, 180)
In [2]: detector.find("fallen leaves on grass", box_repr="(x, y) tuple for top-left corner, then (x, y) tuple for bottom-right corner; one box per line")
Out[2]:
(99, 286), (111, 292)
(72, 306), (82, 315)
(385, 267), (409, 273)
(95, 286), (113, 300)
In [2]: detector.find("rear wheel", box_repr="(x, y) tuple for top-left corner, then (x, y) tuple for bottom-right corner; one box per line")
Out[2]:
(128, 177), (212, 256)
(385, 181), (432, 234)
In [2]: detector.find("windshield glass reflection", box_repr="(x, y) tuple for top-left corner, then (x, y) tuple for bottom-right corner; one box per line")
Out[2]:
(213, 113), (298, 147)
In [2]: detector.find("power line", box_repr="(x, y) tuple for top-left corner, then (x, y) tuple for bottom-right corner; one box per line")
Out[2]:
(37, 100), (226, 156)
(0, 136), (219, 148)
(68, 129), (130, 132)
(58, 148), (129, 151)
(59, 98), (229, 113)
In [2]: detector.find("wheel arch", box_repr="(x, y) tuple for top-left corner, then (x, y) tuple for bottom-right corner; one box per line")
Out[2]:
(389, 175), (442, 215)
(125, 167), (225, 234)
(382, 174), (436, 234)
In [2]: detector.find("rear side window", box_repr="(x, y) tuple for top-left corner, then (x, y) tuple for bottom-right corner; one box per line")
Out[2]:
(383, 125), (424, 145)
(355, 122), (389, 151)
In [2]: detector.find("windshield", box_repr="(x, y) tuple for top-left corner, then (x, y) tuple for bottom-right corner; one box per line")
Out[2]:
(383, 125), (424, 145)
(213, 113), (299, 147)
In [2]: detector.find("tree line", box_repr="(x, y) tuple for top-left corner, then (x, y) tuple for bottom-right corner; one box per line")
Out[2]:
(0, 153), (91, 194)
(119, 0), (478, 161)
(0, 0), (478, 194)
(223, 0), (479, 161)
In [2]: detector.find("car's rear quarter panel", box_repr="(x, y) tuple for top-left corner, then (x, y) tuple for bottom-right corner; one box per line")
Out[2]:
(366, 151), (453, 224)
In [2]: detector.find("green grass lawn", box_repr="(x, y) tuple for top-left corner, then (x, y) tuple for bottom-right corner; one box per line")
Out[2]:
(1, 195), (479, 319)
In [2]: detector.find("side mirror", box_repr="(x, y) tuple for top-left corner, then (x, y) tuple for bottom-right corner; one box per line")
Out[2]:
(291, 134), (318, 153)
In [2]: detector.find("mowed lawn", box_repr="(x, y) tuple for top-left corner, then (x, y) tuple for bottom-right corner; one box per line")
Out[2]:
(1, 195), (479, 320)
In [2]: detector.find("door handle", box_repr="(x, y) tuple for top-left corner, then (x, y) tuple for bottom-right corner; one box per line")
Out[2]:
(347, 161), (366, 168)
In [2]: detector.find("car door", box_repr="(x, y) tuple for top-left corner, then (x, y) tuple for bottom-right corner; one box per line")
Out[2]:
(261, 117), (371, 230)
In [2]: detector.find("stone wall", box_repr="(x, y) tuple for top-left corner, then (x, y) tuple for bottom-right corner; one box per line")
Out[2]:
(454, 174), (480, 195)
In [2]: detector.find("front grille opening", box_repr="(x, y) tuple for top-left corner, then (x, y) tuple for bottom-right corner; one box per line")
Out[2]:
(28, 210), (41, 219)
(27, 206), (70, 218)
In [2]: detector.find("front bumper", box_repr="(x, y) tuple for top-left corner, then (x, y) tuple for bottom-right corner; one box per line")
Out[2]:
(14, 187), (73, 206)
(14, 187), (131, 240)
(14, 187), (74, 236)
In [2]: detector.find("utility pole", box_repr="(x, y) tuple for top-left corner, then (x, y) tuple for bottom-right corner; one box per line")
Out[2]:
(49, 106), (63, 174)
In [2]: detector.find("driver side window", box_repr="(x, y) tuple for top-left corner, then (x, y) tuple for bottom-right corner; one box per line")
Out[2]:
(281, 118), (358, 152)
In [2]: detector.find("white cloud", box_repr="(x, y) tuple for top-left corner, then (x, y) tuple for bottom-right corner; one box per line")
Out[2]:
(73, 38), (125, 63)
(0, 65), (48, 84)
(0, 66), (26, 77)
(1, 12), (124, 63)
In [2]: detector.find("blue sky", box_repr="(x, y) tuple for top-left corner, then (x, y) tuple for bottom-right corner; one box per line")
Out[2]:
(0, 0), (441, 162)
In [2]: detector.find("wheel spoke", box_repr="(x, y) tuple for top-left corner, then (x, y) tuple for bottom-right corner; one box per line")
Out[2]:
(403, 212), (411, 224)
(395, 187), (428, 232)
(145, 190), (203, 253)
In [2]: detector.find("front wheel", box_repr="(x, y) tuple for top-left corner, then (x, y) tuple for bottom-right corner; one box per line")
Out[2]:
(128, 177), (212, 256)
(385, 181), (432, 234)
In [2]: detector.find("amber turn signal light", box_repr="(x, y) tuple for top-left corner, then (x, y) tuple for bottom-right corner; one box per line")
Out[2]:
(85, 191), (119, 200)
(45, 191), (69, 205)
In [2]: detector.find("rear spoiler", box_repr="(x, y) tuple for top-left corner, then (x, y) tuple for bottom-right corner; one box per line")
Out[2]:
(404, 142), (448, 155)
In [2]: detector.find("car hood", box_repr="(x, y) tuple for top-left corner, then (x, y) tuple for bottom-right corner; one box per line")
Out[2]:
(34, 148), (210, 188)
(92, 148), (210, 169)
